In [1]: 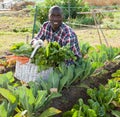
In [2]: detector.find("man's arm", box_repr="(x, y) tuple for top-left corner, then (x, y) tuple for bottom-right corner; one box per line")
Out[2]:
(63, 34), (82, 58)
(31, 25), (45, 47)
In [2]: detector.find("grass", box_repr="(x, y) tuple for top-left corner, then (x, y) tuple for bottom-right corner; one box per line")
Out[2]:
(0, 32), (32, 55)
(76, 28), (120, 47)
(0, 10), (120, 56)
(84, 0), (120, 6)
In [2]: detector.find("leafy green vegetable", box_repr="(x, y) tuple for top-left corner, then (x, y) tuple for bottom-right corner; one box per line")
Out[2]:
(39, 107), (61, 117)
(10, 42), (33, 57)
(31, 42), (76, 71)
(0, 88), (16, 104)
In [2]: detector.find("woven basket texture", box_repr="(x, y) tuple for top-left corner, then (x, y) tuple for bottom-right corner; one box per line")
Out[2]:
(14, 61), (53, 83)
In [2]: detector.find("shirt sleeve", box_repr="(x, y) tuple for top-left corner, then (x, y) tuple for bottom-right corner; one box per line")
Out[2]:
(63, 33), (82, 58)
(31, 24), (45, 44)
(35, 25), (45, 40)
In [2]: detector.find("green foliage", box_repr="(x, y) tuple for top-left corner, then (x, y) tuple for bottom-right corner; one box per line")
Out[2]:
(13, 27), (31, 33)
(87, 80), (120, 116)
(112, 70), (120, 78)
(35, 58), (98, 93)
(0, 101), (8, 117)
(14, 86), (61, 116)
(79, 16), (95, 25)
(0, 72), (15, 88)
(31, 42), (76, 71)
(87, 44), (120, 66)
(10, 42), (33, 57)
(0, 41), (120, 116)
(102, 12), (120, 29)
(10, 42), (76, 71)
(111, 110), (120, 117)
(0, 88), (17, 104)
(60, 0), (86, 19)
(32, 0), (61, 24)
(0, 87), (18, 117)
(79, 41), (92, 57)
(39, 107), (61, 117)
(96, 44), (120, 61)
(63, 98), (97, 117)
(0, 100), (17, 117)
(63, 79), (120, 117)
(0, 83), (61, 117)
(30, 0), (91, 28)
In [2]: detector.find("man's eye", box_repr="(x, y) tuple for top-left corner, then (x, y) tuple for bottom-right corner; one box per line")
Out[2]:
(57, 15), (61, 18)
(51, 15), (61, 18)
(51, 14), (54, 16)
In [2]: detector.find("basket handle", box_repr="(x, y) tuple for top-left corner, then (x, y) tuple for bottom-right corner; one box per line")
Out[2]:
(29, 45), (41, 63)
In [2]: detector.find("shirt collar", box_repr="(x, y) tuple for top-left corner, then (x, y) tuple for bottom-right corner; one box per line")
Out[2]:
(48, 21), (63, 33)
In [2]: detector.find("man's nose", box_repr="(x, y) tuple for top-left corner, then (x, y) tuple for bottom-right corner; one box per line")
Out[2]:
(53, 16), (59, 20)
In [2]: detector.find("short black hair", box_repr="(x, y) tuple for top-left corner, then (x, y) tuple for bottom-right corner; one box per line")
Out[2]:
(49, 5), (63, 15)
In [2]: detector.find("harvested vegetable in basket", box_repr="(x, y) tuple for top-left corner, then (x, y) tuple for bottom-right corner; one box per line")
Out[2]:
(10, 42), (76, 70)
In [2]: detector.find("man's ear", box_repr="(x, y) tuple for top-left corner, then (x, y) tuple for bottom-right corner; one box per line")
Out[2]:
(48, 14), (50, 20)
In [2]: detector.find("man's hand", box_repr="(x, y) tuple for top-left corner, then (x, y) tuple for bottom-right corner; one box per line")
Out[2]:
(31, 39), (44, 48)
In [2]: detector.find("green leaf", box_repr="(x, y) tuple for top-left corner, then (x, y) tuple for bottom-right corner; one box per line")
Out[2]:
(98, 105), (106, 117)
(104, 89), (115, 105)
(0, 72), (14, 87)
(15, 86), (35, 114)
(88, 109), (97, 117)
(39, 79), (49, 90)
(66, 66), (74, 86)
(46, 45), (50, 57)
(87, 88), (97, 101)
(46, 92), (62, 103)
(48, 71), (60, 88)
(0, 101), (7, 117)
(34, 90), (47, 111)
(4, 72), (14, 83)
(112, 70), (120, 78)
(81, 60), (92, 81)
(0, 88), (16, 104)
(78, 98), (84, 106)
(88, 99), (100, 114)
(39, 107), (61, 117)
(14, 110), (27, 117)
(59, 75), (68, 92)
(112, 110), (120, 117)
(58, 62), (66, 75)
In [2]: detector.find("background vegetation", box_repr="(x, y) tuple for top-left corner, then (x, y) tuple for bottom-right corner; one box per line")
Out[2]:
(0, 0), (120, 55)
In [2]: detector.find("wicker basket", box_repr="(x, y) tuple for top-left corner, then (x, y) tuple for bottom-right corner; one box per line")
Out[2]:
(14, 61), (53, 83)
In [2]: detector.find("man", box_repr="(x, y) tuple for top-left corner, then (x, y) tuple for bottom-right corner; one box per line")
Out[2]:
(31, 5), (82, 60)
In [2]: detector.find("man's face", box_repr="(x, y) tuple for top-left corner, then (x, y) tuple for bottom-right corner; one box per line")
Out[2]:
(48, 8), (63, 31)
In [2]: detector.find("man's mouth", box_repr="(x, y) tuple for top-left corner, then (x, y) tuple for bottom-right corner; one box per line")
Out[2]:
(53, 22), (58, 25)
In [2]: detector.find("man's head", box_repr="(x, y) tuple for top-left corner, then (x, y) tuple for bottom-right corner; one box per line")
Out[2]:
(48, 6), (63, 31)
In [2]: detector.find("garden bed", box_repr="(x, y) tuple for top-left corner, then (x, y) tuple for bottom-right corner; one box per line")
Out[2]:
(49, 60), (120, 116)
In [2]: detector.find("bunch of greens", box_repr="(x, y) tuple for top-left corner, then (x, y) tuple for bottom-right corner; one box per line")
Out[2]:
(10, 42), (76, 70)
(10, 42), (33, 57)
(31, 42), (77, 71)
(10, 42), (76, 71)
